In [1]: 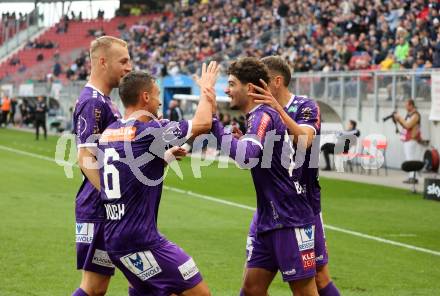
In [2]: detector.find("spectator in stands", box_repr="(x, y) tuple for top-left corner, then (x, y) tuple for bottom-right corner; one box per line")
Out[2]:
(394, 34), (410, 64)
(433, 32), (440, 67)
(321, 120), (361, 171)
(53, 61), (62, 77)
(4, 0), (440, 83)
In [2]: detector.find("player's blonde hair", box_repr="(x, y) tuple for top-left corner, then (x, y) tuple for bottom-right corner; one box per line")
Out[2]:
(90, 36), (127, 60)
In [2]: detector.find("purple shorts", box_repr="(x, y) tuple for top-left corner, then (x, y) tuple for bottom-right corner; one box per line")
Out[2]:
(76, 222), (115, 276)
(246, 226), (316, 282)
(314, 213), (329, 267)
(109, 239), (203, 296)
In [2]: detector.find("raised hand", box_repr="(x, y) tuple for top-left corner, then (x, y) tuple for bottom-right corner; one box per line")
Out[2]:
(200, 82), (217, 114)
(248, 79), (283, 113)
(193, 61), (220, 90)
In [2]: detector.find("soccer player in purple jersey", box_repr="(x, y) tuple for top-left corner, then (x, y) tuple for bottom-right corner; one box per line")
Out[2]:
(210, 57), (318, 296)
(246, 56), (340, 296)
(72, 36), (132, 296)
(96, 63), (219, 296)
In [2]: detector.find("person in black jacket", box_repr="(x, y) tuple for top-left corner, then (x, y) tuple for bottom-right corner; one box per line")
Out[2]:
(321, 119), (361, 171)
(35, 96), (48, 140)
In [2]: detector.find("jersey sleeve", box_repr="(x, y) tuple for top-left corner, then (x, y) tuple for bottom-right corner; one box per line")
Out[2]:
(296, 100), (320, 135)
(211, 111), (273, 164)
(244, 111), (273, 148)
(74, 99), (106, 148)
(160, 119), (192, 143)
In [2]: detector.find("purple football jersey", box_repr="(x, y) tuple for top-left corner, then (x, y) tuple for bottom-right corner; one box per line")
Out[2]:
(211, 105), (314, 233)
(97, 118), (192, 253)
(285, 95), (322, 215)
(248, 96), (321, 235)
(73, 84), (121, 222)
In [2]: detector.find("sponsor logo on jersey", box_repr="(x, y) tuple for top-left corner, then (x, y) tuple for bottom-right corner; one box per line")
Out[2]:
(295, 225), (315, 251)
(100, 127), (136, 142)
(315, 254), (324, 262)
(300, 106), (312, 121)
(75, 223), (94, 243)
(92, 249), (115, 268)
(257, 113), (271, 139)
(288, 105), (298, 113)
(93, 108), (102, 134)
(120, 251), (162, 281)
(247, 114), (256, 133)
(178, 258), (199, 280)
(301, 250), (316, 270)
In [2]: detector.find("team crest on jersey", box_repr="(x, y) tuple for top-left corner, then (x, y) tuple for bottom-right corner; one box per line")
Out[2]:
(295, 225), (315, 251)
(178, 258), (199, 280)
(92, 249), (115, 268)
(120, 251), (162, 281)
(75, 223), (94, 244)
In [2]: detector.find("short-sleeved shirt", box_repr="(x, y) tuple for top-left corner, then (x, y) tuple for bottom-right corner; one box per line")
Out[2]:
(285, 95), (321, 215)
(73, 84), (121, 222)
(211, 104), (314, 234)
(97, 118), (192, 253)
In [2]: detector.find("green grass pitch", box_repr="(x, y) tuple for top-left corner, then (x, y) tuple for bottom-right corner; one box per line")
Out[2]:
(0, 128), (439, 295)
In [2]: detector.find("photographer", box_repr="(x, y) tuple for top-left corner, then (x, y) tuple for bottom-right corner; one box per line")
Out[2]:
(393, 99), (422, 183)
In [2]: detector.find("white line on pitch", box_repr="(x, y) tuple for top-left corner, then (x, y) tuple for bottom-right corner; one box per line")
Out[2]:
(2, 144), (440, 257)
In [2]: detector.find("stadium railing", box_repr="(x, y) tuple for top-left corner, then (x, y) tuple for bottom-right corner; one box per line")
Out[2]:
(290, 69), (436, 121)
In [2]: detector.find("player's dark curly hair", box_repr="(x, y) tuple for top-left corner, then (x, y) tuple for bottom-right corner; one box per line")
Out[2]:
(119, 71), (155, 107)
(227, 57), (270, 88)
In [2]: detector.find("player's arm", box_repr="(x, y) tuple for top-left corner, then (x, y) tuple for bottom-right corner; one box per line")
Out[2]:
(211, 111), (271, 165)
(77, 147), (101, 190)
(248, 79), (315, 150)
(74, 100), (106, 191)
(190, 61), (220, 137)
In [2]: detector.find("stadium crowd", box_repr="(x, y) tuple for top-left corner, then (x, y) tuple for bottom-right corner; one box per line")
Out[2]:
(54, 0), (440, 82)
(124, 0), (440, 76)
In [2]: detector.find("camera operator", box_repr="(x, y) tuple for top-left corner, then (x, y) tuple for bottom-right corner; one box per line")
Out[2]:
(393, 99), (422, 183)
